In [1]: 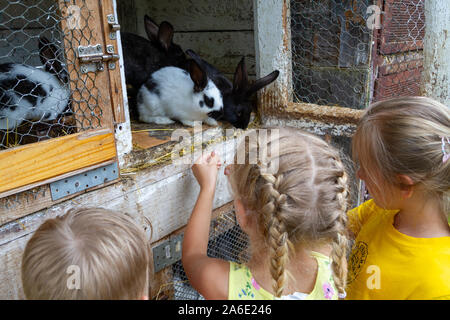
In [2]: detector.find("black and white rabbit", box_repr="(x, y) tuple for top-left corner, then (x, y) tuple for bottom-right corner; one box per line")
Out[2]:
(0, 36), (70, 130)
(186, 49), (279, 130)
(122, 15), (187, 118)
(137, 59), (223, 127)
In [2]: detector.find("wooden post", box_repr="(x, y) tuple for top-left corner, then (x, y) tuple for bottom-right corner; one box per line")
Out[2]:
(253, 0), (292, 120)
(422, 0), (450, 105)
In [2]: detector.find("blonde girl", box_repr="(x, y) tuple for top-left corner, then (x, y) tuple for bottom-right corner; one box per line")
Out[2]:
(182, 127), (350, 300)
(347, 96), (450, 300)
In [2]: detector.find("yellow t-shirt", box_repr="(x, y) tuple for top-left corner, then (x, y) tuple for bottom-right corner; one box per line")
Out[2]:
(228, 251), (339, 300)
(346, 199), (450, 300)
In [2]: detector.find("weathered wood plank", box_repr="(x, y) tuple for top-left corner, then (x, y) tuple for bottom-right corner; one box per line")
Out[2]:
(174, 31), (255, 75)
(0, 234), (29, 299)
(0, 129), (116, 195)
(0, 128), (236, 246)
(133, 0), (253, 33)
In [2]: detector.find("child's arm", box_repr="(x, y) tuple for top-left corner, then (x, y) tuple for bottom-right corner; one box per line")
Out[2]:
(182, 151), (229, 300)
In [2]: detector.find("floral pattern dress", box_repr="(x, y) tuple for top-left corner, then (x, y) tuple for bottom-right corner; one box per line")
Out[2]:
(228, 251), (339, 300)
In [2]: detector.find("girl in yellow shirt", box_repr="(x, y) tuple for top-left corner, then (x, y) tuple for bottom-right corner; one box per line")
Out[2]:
(347, 96), (450, 300)
(182, 128), (350, 300)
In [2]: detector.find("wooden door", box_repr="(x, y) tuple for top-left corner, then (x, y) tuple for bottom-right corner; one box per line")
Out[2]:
(0, 0), (124, 197)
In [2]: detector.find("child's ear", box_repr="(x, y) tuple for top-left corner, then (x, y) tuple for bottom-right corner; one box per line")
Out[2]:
(397, 174), (415, 199)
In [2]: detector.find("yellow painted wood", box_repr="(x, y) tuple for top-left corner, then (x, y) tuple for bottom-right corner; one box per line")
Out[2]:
(0, 129), (116, 194)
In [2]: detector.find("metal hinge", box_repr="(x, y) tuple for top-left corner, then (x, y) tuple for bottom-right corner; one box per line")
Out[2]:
(107, 14), (121, 40)
(77, 44), (120, 73)
(49, 162), (119, 201)
(152, 234), (184, 273)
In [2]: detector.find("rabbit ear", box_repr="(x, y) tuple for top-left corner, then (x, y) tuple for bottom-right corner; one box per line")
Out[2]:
(39, 36), (64, 77)
(158, 21), (174, 52)
(144, 14), (159, 42)
(232, 57), (248, 95)
(246, 70), (280, 96)
(188, 59), (208, 93)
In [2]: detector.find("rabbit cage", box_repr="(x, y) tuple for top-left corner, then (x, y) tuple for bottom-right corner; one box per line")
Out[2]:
(0, 0), (431, 300)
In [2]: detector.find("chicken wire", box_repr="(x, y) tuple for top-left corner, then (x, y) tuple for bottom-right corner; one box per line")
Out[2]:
(291, 0), (425, 109)
(0, 0), (103, 149)
(161, 210), (250, 300)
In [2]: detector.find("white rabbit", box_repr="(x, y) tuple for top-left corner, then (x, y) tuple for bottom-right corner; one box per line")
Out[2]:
(136, 59), (223, 127)
(0, 36), (70, 130)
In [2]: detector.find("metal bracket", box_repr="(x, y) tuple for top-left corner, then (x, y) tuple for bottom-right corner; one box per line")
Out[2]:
(152, 234), (183, 273)
(77, 44), (120, 73)
(50, 162), (119, 201)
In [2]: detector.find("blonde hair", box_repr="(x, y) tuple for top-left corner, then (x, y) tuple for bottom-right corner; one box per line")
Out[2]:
(352, 96), (450, 216)
(228, 127), (349, 298)
(21, 207), (150, 300)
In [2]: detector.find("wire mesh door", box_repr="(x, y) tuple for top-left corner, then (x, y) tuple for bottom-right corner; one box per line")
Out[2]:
(290, 0), (424, 109)
(0, 0), (122, 196)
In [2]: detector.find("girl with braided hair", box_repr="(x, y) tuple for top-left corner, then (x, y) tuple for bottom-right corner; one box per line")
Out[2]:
(346, 96), (450, 300)
(182, 127), (350, 300)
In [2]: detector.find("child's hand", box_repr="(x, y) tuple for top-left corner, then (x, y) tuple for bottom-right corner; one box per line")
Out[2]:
(192, 151), (222, 192)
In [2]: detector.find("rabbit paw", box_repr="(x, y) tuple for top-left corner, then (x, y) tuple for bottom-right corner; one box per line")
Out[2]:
(204, 117), (219, 127)
(180, 120), (196, 127)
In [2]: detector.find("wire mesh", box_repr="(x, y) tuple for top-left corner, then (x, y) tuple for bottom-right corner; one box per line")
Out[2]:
(290, 0), (425, 109)
(168, 210), (250, 300)
(0, 0), (103, 149)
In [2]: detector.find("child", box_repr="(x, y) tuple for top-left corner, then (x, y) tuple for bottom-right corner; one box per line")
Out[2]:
(182, 127), (350, 299)
(21, 207), (151, 299)
(347, 96), (450, 300)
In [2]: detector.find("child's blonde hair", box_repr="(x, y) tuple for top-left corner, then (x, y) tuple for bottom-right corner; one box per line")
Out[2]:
(21, 207), (150, 299)
(228, 127), (349, 298)
(352, 96), (450, 216)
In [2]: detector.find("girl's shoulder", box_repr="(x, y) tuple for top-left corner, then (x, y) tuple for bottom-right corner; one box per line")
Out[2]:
(347, 199), (397, 236)
(228, 261), (274, 300)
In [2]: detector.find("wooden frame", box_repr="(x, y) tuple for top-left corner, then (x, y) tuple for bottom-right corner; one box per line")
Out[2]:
(0, 0), (126, 197)
(254, 0), (366, 135)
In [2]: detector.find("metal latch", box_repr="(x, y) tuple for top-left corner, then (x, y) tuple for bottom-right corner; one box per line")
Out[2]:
(152, 234), (184, 273)
(77, 44), (119, 73)
(107, 14), (121, 40)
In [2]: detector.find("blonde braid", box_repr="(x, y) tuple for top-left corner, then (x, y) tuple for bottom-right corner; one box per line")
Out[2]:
(260, 171), (290, 298)
(330, 158), (350, 299)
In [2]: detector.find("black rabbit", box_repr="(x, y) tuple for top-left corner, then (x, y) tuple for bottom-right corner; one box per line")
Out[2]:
(121, 15), (187, 118)
(186, 49), (279, 129)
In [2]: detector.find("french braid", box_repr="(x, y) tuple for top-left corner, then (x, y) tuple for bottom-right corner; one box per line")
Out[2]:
(228, 127), (350, 299)
(259, 171), (290, 297)
(329, 156), (350, 298)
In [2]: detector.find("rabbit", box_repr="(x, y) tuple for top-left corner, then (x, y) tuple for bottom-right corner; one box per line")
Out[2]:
(121, 15), (187, 118)
(0, 36), (70, 130)
(186, 49), (279, 130)
(136, 59), (223, 127)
